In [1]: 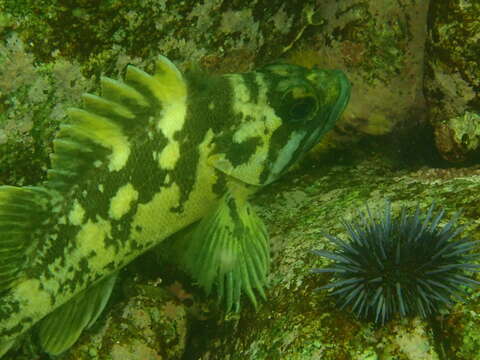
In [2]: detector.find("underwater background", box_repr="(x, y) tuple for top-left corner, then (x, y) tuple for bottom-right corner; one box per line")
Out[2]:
(0, 0), (479, 359)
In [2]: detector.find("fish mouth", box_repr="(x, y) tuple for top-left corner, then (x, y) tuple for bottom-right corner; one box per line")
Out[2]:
(324, 70), (351, 133)
(302, 69), (351, 152)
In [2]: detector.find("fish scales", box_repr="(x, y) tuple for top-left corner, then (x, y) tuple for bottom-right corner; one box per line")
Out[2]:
(1, 61), (226, 343)
(0, 56), (350, 357)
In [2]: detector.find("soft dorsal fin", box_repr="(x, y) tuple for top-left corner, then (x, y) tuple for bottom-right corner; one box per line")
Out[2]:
(37, 272), (117, 355)
(0, 186), (52, 292)
(45, 56), (186, 192)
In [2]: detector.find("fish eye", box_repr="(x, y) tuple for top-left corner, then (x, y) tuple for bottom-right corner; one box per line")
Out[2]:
(289, 96), (317, 120)
(279, 86), (318, 122)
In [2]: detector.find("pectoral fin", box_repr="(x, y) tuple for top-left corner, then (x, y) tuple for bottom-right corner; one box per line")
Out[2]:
(37, 272), (117, 355)
(179, 190), (270, 312)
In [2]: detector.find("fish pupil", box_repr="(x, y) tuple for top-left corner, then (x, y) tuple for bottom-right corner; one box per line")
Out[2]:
(289, 96), (316, 120)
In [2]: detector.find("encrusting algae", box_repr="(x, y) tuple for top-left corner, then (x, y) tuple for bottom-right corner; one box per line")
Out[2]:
(0, 55), (350, 357)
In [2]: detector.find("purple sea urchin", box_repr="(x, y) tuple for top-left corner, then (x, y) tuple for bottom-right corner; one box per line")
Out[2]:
(312, 202), (480, 324)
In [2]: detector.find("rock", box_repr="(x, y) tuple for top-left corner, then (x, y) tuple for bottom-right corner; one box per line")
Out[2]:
(61, 279), (188, 360)
(2, 1), (480, 359)
(424, 0), (480, 162)
(286, 0), (430, 138)
(193, 151), (480, 359)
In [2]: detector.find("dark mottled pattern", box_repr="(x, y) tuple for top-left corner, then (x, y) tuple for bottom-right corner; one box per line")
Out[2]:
(24, 70), (238, 302)
(170, 72), (234, 213)
(259, 125), (295, 184)
(0, 294), (31, 337)
(2, 322), (25, 337)
(61, 257), (91, 293)
(262, 72), (302, 184)
(46, 74), (157, 194)
(256, 66), (339, 184)
(28, 214), (69, 280)
(27, 69), (174, 296)
(83, 95), (145, 135)
(124, 70), (162, 112)
(225, 136), (262, 167)
(240, 72), (260, 104)
(0, 298), (20, 323)
(211, 170), (227, 196)
(46, 141), (109, 192)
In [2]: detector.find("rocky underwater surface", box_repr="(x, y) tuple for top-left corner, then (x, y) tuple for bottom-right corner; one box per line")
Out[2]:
(1, 0), (479, 359)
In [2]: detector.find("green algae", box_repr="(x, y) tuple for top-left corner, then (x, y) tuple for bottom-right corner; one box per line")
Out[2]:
(0, 34), (93, 186)
(450, 111), (480, 151)
(1, 0), (317, 75)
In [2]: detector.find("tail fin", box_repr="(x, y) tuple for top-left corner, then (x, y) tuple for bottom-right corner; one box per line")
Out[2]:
(0, 185), (52, 356)
(0, 340), (14, 358)
(0, 186), (51, 292)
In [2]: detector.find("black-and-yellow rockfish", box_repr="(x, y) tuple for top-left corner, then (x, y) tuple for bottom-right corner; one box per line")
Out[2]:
(0, 55), (350, 357)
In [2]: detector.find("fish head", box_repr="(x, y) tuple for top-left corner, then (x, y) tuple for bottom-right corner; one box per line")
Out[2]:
(208, 63), (351, 186)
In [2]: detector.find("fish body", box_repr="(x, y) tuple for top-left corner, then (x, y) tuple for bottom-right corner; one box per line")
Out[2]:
(0, 57), (350, 357)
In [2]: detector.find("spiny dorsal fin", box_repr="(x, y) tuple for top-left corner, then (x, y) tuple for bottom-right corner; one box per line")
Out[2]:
(37, 272), (117, 355)
(45, 56), (186, 192)
(0, 186), (52, 292)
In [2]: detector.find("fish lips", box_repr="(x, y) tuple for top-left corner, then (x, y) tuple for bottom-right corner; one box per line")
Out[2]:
(302, 69), (351, 153)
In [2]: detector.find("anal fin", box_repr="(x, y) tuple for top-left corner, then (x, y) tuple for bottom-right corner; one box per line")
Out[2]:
(37, 272), (117, 355)
(179, 190), (270, 312)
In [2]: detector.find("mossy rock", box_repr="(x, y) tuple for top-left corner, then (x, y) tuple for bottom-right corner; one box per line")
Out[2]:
(191, 150), (480, 360)
(424, 0), (480, 163)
